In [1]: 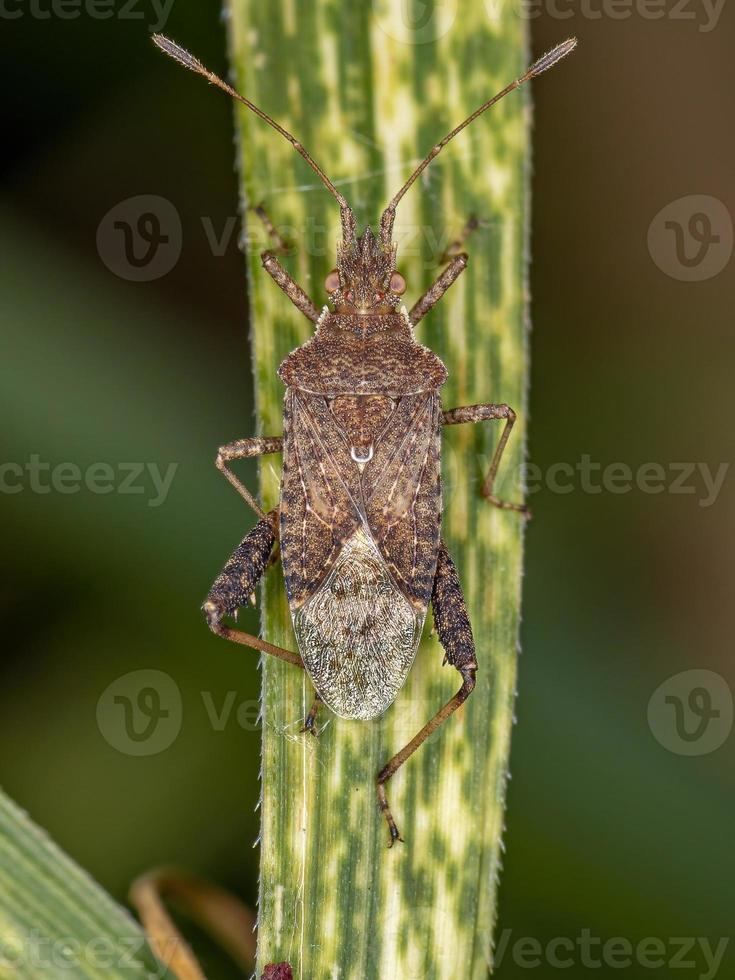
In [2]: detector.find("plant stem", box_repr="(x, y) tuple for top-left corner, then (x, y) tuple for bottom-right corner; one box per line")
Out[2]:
(225, 3), (529, 976)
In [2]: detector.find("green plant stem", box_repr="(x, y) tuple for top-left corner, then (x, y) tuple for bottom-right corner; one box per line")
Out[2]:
(225, 3), (529, 976)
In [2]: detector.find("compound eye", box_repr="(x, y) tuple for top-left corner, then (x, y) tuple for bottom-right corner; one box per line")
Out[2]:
(324, 269), (340, 293)
(390, 272), (406, 295)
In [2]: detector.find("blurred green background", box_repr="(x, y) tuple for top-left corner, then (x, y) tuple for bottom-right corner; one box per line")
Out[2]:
(2, 2), (734, 977)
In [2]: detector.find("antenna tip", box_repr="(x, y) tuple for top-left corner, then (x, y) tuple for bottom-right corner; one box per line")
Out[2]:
(151, 33), (205, 75)
(526, 37), (578, 78)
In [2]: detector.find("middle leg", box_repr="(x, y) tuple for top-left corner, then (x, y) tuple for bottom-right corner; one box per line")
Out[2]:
(215, 435), (283, 521)
(443, 403), (529, 516)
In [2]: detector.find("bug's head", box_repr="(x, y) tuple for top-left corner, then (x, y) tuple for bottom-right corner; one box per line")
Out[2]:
(153, 34), (577, 315)
(324, 227), (406, 314)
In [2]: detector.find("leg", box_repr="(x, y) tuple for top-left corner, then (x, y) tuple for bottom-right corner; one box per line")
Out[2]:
(252, 204), (330, 323)
(250, 202), (333, 323)
(300, 692), (323, 736)
(442, 403), (529, 516)
(216, 435), (282, 521)
(409, 253), (468, 327)
(203, 510), (303, 668)
(261, 252), (321, 324)
(438, 215), (482, 263)
(409, 215), (483, 326)
(376, 541), (476, 846)
(250, 203), (290, 255)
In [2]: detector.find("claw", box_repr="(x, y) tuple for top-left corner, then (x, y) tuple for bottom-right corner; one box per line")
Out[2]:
(387, 823), (404, 848)
(484, 492), (532, 520)
(202, 599), (221, 629)
(300, 710), (320, 737)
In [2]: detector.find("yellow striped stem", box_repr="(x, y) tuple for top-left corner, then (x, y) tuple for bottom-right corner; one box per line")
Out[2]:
(225, 2), (529, 976)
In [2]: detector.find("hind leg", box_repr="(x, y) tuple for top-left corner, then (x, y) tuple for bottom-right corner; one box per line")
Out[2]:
(376, 540), (476, 846)
(203, 509), (302, 668)
(300, 692), (323, 736)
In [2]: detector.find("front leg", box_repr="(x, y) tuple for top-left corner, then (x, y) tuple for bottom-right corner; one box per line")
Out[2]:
(409, 253), (468, 327)
(216, 435), (282, 520)
(251, 202), (320, 323)
(409, 215), (483, 326)
(376, 541), (476, 847)
(443, 403), (529, 516)
(261, 252), (321, 324)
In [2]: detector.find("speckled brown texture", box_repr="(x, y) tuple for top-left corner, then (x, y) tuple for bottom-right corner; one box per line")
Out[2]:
(431, 540), (477, 670)
(279, 390), (442, 614)
(278, 312), (447, 396)
(204, 511), (278, 621)
(329, 394), (394, 455)
(277, 312), (446, 717)
(329, 226), (401, 313)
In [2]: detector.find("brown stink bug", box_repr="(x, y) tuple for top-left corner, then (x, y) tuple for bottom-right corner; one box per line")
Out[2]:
(153, 33), (577, 846)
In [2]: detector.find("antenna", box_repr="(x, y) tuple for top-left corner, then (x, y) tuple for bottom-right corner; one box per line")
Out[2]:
(152, 34), (356, 243)
(380, 38), (577, 244)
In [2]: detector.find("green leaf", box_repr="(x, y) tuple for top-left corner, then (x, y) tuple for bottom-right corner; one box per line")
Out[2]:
(225, 3), (529, 976)
(0, 789), (174, 980)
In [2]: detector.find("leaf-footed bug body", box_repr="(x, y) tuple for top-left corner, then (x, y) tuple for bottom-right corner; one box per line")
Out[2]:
(153, 33), (576, 846)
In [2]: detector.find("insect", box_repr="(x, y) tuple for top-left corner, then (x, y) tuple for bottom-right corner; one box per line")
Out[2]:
(154, 33), (576, 846)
